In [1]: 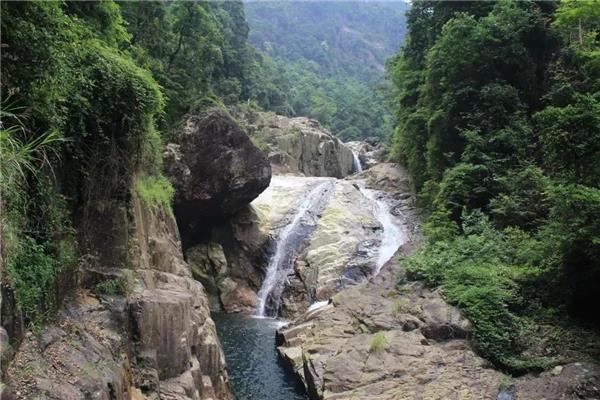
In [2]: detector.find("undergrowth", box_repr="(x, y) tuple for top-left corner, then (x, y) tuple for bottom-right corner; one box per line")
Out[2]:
(92, 270), (135, 296)
(134, 174), (174, 213)
(369, 332), (387, 353)
(403, 210), (600, 373)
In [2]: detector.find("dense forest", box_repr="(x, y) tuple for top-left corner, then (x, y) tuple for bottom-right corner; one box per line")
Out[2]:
(390, 0), (600, 371)
(0, 0), (286, 328)
(245, 1), (408, 140)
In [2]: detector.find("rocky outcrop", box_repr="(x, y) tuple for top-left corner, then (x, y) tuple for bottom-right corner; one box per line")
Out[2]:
(279, 179), (380, 317)
(5, 197), (232, 400)
(276, 276), (495, 400)
(164, 108), (271, 233)
(186, 206), (270, 314)
(277, 273), (600, 400)
(345, 138), (386, 170)
(232, 108), (354, 178)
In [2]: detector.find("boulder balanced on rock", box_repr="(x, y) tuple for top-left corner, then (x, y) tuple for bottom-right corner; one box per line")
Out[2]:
(165, 108), (272, 230)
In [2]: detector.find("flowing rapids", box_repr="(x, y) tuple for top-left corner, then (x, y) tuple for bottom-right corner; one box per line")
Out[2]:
(212, 313), (307, 400)
(255, 179), (334, 317)
(360, 187), (407, 275)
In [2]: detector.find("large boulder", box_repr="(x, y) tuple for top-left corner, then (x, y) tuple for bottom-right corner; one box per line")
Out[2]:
(164, 108), (271, 227)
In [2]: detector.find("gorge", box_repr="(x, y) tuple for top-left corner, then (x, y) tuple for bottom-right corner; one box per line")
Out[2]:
(2, 2), (600, 400)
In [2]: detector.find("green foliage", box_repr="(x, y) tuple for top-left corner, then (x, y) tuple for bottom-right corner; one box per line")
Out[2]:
(534, 94), (600, 186)
(7, 237), (65, 326)
(244, 1), (408, 140)
(1, 1), (166, 329)
(404, 212), (556, 370)
(135, 175), (175, 213)
(392, 0), (600, 371)
(369, 331), (387, 353)
(435, 163), (491, 221)
(489, 166), (550, 230)
(391, 299), (408, 318)
(92, 271), (135, 296)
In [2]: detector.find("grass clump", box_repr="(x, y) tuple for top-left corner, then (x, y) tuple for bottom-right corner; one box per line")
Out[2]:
(135, 174), (175, 213)
(92, 270), (135, 296)
(369, 331), (387, 353)
(250, 133), (270, 153)
(391, 299), (408, 317)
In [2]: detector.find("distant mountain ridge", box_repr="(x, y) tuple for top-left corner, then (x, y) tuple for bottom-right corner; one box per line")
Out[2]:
(244, 1), (408, 79)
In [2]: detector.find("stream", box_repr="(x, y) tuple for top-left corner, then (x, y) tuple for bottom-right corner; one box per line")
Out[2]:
(212, 313), (307, 400)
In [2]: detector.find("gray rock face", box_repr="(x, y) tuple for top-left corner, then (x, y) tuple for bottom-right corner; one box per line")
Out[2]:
(271, 116), (354, 178)
(186, 205), (271, 314)
(276, 279), (499, 400)
(5, 197), (232, 400)
(164, 108), (272, 227)
(232, 108), (354, 178)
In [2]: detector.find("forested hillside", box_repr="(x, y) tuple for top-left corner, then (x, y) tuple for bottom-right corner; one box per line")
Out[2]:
(0, 0), (285, 332)
(390, 0), (600, 371)
(245, 1), (408, 140)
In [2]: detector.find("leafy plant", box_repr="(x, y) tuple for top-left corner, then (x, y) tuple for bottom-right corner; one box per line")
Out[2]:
(134, 174), (175, 213)
(369, 331), (387, 353)
(92, 270), (135, 296)
(391, 299), (408, 317)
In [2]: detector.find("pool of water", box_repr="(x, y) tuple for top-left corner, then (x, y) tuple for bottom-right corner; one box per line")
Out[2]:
(212, 313), (307, 400)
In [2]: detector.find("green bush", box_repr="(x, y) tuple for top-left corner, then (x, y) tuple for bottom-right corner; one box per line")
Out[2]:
(135, 174), (175, 213)
(7, 238), (59, 325)
(92, 270), (135, 296)
(403, 211), (551, 370)
(369, 332), (387, 353)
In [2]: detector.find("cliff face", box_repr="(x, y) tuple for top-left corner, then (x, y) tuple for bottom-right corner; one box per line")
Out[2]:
(231, 107), (355, 178)
(4, 196), (232, 400)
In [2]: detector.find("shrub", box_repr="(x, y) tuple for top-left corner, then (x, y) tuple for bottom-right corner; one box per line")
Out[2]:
(135, 174), (175, 213)
(92, 270), (136, 296)
(403, 211), (542, 370)
(369, 331), (387, 353)
(7, 237), (59, 325)
(391, 299), (408, 317)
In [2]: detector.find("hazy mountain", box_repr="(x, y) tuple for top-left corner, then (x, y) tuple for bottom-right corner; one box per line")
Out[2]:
(245, 1), (408, 79)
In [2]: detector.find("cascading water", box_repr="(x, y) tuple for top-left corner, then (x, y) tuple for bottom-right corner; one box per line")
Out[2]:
(255, 180), (334, 317)
(360, 187), (407, 276)
(352, 151), (363, 173)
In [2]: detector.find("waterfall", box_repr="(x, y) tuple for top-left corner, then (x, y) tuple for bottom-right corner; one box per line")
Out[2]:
(352, 151), (363, 173)
(360, 187), (406, 276)
(256, 180), (333, 317)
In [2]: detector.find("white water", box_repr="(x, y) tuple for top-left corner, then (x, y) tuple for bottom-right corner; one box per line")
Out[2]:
(361, 187), (407, 276)
(352, 152), (363, 173)
(255, 180), (333, 316)
(307, 300), (330, 312)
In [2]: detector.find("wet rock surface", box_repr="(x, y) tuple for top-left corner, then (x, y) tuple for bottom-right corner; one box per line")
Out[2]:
(190, 164), (419, 317)
(165, 108), (271, 231)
